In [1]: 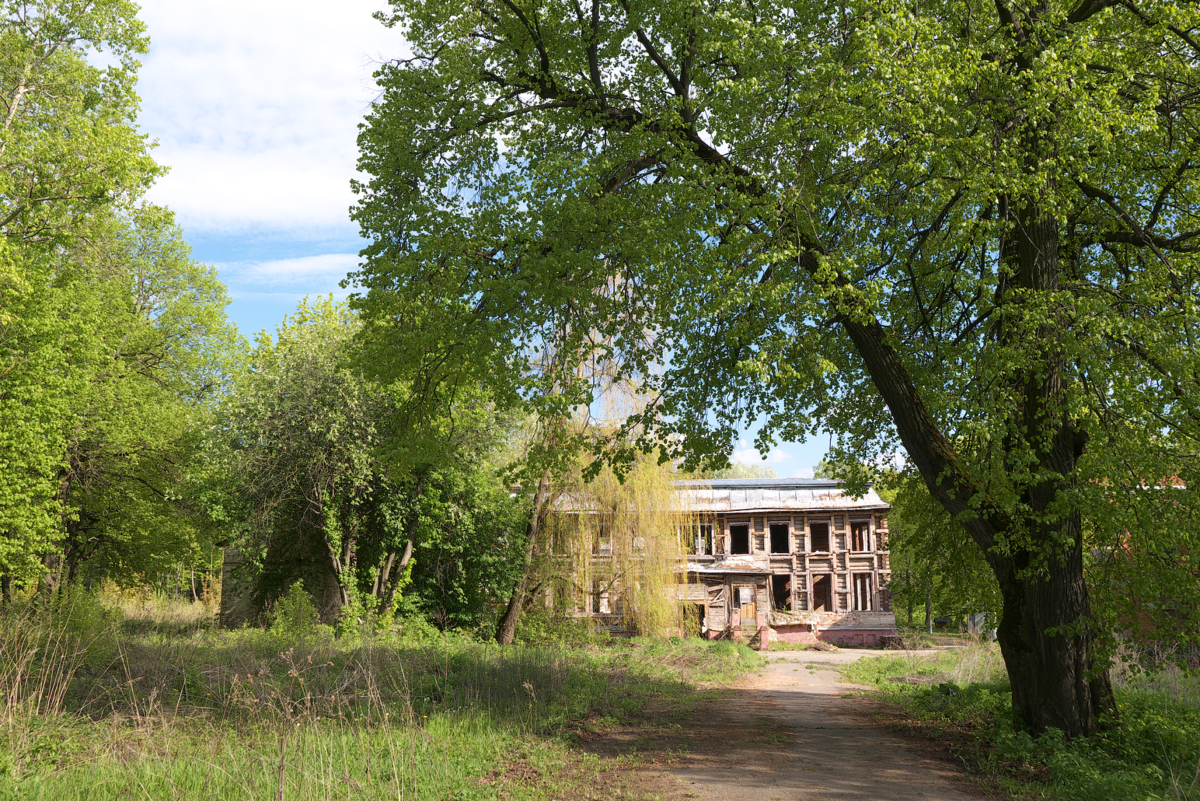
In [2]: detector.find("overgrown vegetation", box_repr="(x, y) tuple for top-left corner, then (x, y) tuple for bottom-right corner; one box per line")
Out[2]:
(845, 643), (1200, 800)
(0, 587), (761, 800)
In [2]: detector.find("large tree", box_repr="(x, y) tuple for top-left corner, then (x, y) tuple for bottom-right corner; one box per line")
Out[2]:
(0, 0), (215, 587)
(53, 206), (240, 583)
(352, 0), (1200, 736)
(220, 297), (525, 625)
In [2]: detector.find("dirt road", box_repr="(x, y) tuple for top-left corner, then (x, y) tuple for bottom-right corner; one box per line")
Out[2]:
(602, 648), (992, 801)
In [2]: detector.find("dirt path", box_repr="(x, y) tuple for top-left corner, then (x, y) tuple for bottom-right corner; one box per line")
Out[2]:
(574, 648), (992, 801)
(662, 649), (989, 801)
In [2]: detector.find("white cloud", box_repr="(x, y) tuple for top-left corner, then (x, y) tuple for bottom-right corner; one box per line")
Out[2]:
(137, 0), (406, 235)
(219, 253), (360, 288)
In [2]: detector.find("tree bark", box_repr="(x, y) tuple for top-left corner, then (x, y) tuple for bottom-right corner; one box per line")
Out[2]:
(379, 538), (414, 612)
(924, 558), (932, 634)
(495, 473), (552, 645)
(992, 513), (1115, 735)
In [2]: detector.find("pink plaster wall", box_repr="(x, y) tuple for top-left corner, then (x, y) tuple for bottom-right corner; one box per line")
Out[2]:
(817, 628), (895, 647)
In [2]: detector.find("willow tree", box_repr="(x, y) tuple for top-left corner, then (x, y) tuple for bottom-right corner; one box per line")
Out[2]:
(352, 0), (1200, 736)
(537, 452), (691, 637)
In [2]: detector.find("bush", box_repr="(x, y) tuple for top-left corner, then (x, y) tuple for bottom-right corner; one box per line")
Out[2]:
(267, 582), (329, 644)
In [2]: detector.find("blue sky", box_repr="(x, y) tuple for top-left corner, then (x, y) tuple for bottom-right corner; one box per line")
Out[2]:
(134, 0), (828, 477)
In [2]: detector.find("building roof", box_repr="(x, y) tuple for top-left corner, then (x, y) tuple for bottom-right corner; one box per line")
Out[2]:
(552, 477), (890, 515)
(673, 478), (889, 515)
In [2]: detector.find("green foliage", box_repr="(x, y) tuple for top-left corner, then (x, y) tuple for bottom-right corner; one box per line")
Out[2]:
(0, 0), (159, 243)
(881, 472), (1002, 628)
(55, 207), (242, 580)
(0, 2), (240, 589)
(267, 581), (326, 644)
(400, 466), (530, 631)
(219, 296), (526, 627)
(219, 296), (408, 618)
(846, 645), (1200, 800)
(0, 593), (764, 800)
(0, 240), (70, 582)
(541, 453), (691, 637)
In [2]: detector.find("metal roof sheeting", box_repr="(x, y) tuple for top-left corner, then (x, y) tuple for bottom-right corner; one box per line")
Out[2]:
(673, 479), (889, 514)
(551, 478), (890, 514)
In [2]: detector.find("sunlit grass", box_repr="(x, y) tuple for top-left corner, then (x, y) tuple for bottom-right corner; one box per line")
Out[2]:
(844, 641), (1200, 801)
(0, 589), (764, 799)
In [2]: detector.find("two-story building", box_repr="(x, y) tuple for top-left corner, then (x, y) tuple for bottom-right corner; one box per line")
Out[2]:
(669, 478), (896, 647)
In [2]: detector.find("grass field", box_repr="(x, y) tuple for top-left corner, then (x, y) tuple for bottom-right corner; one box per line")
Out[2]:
(0, 587), (763, 800)
(843, 640), (1200, 800)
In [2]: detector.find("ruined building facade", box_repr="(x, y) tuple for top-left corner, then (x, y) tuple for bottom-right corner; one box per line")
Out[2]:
(581, 478), (897, 646)
(676, 478), (895, 646)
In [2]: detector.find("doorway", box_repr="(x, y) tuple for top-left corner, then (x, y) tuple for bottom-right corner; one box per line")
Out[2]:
(733, 584), (757, 625)
(812, 574), (833, 612)
(771, 574), (792, 611)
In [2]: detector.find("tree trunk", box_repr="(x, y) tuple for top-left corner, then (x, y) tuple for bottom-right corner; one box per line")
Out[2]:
(924, 559), (932, 634)
(988, 203), (1116, 733)
(992, 513), (1116, 734)
(379, 539), (414, 612)
(495, 473), (552, 645)
(905, 557), (912, 625)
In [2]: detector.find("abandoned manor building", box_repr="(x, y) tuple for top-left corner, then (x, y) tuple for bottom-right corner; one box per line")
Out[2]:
(584, 478), (897, 647)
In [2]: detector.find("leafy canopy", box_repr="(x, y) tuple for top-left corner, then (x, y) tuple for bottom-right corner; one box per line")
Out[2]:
(352, 0), (1200, 626)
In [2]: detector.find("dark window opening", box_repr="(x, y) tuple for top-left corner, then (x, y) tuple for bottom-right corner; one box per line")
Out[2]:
(591, 524), (611, 555)
(692, 523), (713, 555)
(694, 603), (707, 635)
(850, 521), (869, 551)
(813, 574), (833, 612)
(771, 574), (792, 610)
(730, 524), (750, 555)
(769, 523), (789, 554)
(810, 522), (830, 552)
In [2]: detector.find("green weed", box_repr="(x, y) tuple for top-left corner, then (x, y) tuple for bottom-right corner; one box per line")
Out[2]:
(0, 590), (762, 800)
(844, 642), (1200, 800)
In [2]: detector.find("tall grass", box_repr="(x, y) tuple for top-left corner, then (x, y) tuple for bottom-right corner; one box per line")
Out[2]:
(0, 586), (761, 800)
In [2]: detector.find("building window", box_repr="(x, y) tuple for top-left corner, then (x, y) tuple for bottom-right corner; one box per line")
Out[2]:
(810, 521), (830, 552)
(692, 523), (713, 555)
(850, 521), (870, 551)
(769, 523), (789, 554)
(730, 524), (750, 555)
(853, 573), (873, 611)
(591, 524), (611, 556)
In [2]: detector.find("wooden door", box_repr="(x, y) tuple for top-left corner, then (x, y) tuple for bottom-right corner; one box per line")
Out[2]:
(735, 584), (756, 624)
